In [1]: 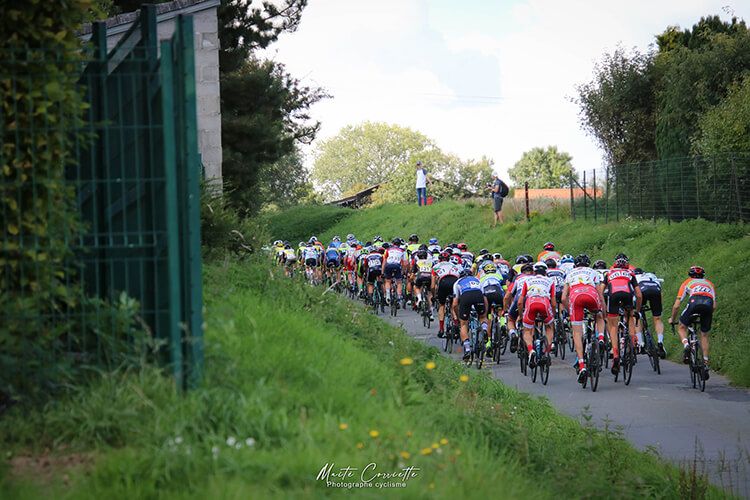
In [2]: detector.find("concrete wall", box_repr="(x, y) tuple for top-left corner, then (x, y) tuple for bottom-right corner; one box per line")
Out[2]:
(81, 0), (222, 183)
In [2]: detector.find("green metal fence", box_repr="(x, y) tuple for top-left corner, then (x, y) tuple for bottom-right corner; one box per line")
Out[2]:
(571, 153), (749, 224)
(1, 6), (203, 400)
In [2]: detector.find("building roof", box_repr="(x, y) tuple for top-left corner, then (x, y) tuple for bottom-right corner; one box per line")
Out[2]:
(328, 183), (383, 208)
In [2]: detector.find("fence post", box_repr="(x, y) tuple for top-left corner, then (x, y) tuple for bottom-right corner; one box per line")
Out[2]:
(569, 171), (575, 221)
(583, 170), (587, 221)
(665, 160), (670, 225)
(525, 182), (530, 221)
(713, 154), (717, 222)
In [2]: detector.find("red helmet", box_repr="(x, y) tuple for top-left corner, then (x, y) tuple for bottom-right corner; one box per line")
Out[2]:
(457, 243), (468, 251)
(688, 266), (705, 278)
(614, 257), (629, 269)
(544, 241), (554, 250)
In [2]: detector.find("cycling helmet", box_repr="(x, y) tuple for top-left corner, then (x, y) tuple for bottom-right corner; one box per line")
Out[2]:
(310, 236), (317, 243)
(459, 268), (472, 278)
(521, 262), (534, 273)
(458, 243), (468, 251)
(305, 241), (312, 247)
(274, 240), (282, 245)
(533, 261), (548, 275)
(374, 235), (383, 243)
(452, 248), (462, 256)
(346, 233), (355, 241)
(376, 247), (386, 254)
(449, 243), (458, 249)
(543, 241), (555, 250)
(477, 253), (492, 263)
(439, 251), (450, 261)
(545, 258), (558, 269)
(633, 268), (644, 275)
(493, 253), (503, 260)
(391, 237), (401, 246)
(479, 248), (489, 256)
(409, 234), (419, 242)
(515, 254), (533, 265)
(284, 243), (291, 249)
(561, 254), (574, 263)
(592, 259), (606, 269)
(449, 256), (461, 265)
(298, 242), (305, 248)
(332, 236), (341, 243)
(418, 243), (428, 251)
(615, 253), (628, 261)
(688, 266), (705, 278)
(382, 242), (390, 249)
(283, 240), (290, 246)
(417, 249), (428, 259)
(429, 237), (438, 244)
(574, 254), (590, 268)
(614, 257), (629, 269)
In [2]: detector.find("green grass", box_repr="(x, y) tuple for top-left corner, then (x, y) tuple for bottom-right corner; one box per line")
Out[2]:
(260, 204), (355, 244)
(313, 199), (750, 386)
(0, 256), (725, 498)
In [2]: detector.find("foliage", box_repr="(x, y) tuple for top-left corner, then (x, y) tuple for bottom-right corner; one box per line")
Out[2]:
(259, 204), (353, 244)
(218, 0), (308, 74)
(508, 146), (577, 188)
(220, 57), (328, 215)
(574, 46), (657, 166)
(692, 76), (750, 154)
(0, 257), (722, 498)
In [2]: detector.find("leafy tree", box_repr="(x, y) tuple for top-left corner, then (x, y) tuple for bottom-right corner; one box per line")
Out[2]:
(574, 46), (657, 166)
(508, 146), (577, 188)
(692, 76), (750, 154)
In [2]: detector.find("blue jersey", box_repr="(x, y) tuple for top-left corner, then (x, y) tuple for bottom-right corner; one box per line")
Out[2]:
(452, 276), (482, 298)
(326, 247), (340, 261)
(546, 269), (566, 294)
(329, 241), (341, 249)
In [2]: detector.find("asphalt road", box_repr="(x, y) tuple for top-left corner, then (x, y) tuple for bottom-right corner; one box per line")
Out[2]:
(382, 304), (750, 497)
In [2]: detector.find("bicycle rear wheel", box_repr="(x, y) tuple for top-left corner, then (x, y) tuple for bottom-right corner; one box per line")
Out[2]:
(693, 341), (706, 391)
(589, 336), (600, 392)
(477, 329), (485, 370)
(519, 339), (527, 375)
(623, 340), (634, 386)
(540, 336), (550, 385)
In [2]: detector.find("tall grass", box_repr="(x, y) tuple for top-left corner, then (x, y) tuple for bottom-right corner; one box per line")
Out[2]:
(0, 257), (723, 498)
(316, 201), (750, 385)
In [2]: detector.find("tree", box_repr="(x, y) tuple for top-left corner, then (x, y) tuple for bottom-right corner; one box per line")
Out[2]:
(574, 46), (657, 166)
(692, 76), (750, 154)
(508, 146), (577, 188)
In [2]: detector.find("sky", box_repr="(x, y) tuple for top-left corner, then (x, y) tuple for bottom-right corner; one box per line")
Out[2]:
(259, 0), (747, 182)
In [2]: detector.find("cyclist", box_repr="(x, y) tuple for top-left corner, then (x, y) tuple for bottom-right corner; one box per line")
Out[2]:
(432, 252), (462, 337)
(492, 253), (512, 283)
(603, 255), (642, 376)
(633, 268), (666, 358)
(517, 261), (557, 368)
(412, 249), (434, 318)
(364, 246), (385, 302)
(355, 242), (372, 298)
(504, 259), (535, 352)
(545, 258), (567, 354)
(324, 242), (342, 283)
(373, 235), (385, 248)
(537, 242), (562, 263)
(273, 240), (285, 264)
(561, 254), (606, 383)
(405, 234), (420, 305)
(508, 254), (533, 282)
(458, 243), (474, 271)
(559, 254), (575, 274)
(478, 256), (505, 349)
(302, 241), (320, 280)
(283, 243), (297, 277)
(383, 238), (407, 306)
(427, 238), (441, 256)
(474, 252), (498, 280)
(668, 266), (716, 380)
(451, 269), (490, 359)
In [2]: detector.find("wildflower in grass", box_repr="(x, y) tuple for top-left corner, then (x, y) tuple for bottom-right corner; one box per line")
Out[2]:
(226, 437), (236, 447)
(175, 437), (183, 444)
(339, 423), (348, 430)
(436, 448), (442, 454)
(432, 442), (439, 449)
(459, 374), (469, 382)
(421, 448), (433, 455)
(456, 449), (462, 455)
(370, 430), (379, 438)
(425, 361), (436, 370)
(235, 443), (243, 450)
(400, 357), (414, 365)
(400, 451), (410, 460)
(168, 439), (175, 447)
(370, 388), (376, 395)
(245, 438), (255, 447)
(185, 447), (191, 455)
(440, 438), (448, 445)
(211, 446), (219, 454)
(438, 464), (445, 470)
(357, 442), (364, 449)
(429, 483), (435, 489)
(389, 454), (395, 460)
(406, 431), (413, 437)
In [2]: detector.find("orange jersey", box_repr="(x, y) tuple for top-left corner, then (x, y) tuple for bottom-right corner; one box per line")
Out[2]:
(537, 250), (562, 262)
(677, 278), (716, 301)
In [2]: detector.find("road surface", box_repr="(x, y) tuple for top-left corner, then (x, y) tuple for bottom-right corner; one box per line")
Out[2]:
(382, 304), (750, 497)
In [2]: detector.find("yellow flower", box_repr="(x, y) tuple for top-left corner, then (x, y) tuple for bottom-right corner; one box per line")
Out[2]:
(370, 430), (379, 438)
(440, 438), (448, 445)
(406, 431), (413, 437)
(400, 451), (410, 459)
(432, 442), (439, 449)
(421, 448), (433, 455)
(429, 483), (435, 489)
(357, 442), (364, 449)
(459, 374), (469, 382)
(389, 454), (395, 460)
(438, 463), (445, 470)
(400, 357), (414, 365)
(425, 361), (436, 370)
(339, 423), (347, 430)
(456, 449), (462, 455)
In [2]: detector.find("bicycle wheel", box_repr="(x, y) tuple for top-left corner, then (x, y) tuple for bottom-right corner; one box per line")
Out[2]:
(589, 336), (600, 392)
(694, 341), (705, 392)
(623, 339), (634, 386)
(519, 339), (527, 375)
(499, 324), (508, 356)
(476, 329), (485, 370)
(530, 337), (539, 383)
(540, 336), (550, 385)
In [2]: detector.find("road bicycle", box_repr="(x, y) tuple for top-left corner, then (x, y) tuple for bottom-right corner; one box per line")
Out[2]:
(530, 313), (550, 385)
(442, 295), (457, 353)
(553, 307), (568, 360)
(389, 285), (398, 317)
(489, 305), (508, 365)
(370, 279), (385, 315)
(672, 314), (707, 392)
(639, 305), (660, 375)
(615, 311), (636, 385)
(419, 291), (432, 328)
(465, 309), (486, 369)
(580, 310), (601, 392)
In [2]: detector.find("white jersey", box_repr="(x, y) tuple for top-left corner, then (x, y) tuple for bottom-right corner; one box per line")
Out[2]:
(564, 267), (600, 288)
(432, 261), (461, 280)
(520, 276), (555, 299)
(302, 247), (319, 260)
(559, 262), (575, 274)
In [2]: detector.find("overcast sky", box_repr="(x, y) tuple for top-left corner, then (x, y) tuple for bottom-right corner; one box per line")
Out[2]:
(259, 0), (747, 182)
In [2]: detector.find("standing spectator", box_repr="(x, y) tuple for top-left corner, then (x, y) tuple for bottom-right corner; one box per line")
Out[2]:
(486, 172), (506, 227)
(415, 161), (433, 206)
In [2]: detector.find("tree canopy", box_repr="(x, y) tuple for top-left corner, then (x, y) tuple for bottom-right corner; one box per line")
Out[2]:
(508, 146), (576, 188)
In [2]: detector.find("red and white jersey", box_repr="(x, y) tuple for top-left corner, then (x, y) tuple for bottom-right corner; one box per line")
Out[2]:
(564, 266), (601, 290)
(604, 268), (637, 294)
(519, 276), (555, 300)
(384, 247), (406, 267)
(507, 273), (535, 297)
(432, 261), (461, 280)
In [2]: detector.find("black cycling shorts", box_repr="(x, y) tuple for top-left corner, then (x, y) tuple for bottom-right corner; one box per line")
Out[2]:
(483, 286), (503, 308)
(366, 269), (381, 283)
(641, 288), (663, 317)
(414, 274), (432, 289)
(680, 295), (714, 333)
(457, 290), (486, 321)
(607, 291), (634, 317)
(305, 258), (317, 268)
(383, 264), (403, 280)
(326, 259), (340, 268)
(509, 293), (520, 319)
(437, 276), (458, 305)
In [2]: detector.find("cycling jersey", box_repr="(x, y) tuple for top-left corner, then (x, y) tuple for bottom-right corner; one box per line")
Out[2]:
(537, 250), (562, 263)
(494, 259), (511, 282)
(329, 241), (341, 250)
(604, 268), (638, 295)
(365, 252), (383, 271)
(480, 272), (504, 307)
(283, 248), (297, 262)
(559, 262), (574, 274)
(406, 243), (420, 258)
(565, 267), (600, 289)
(460, 251), (475, 267)
(480, 272), (503, 291)
(677, 278), (716, 333)
(677, 278), (715, 301)
(565, 267), (602, 323)
(325, 247), (340, 262)
(507, 273), (535, 297)
(427, 244), (442, 255)
(384, 247), (406, 267)
(302, 246), (319, 261)
(453, 276), (482, 297)
(519, 276), (555, 300)
(546, 268), (566, 295)
(432, 262), (461, 280)
(519, 276), (555, 328)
